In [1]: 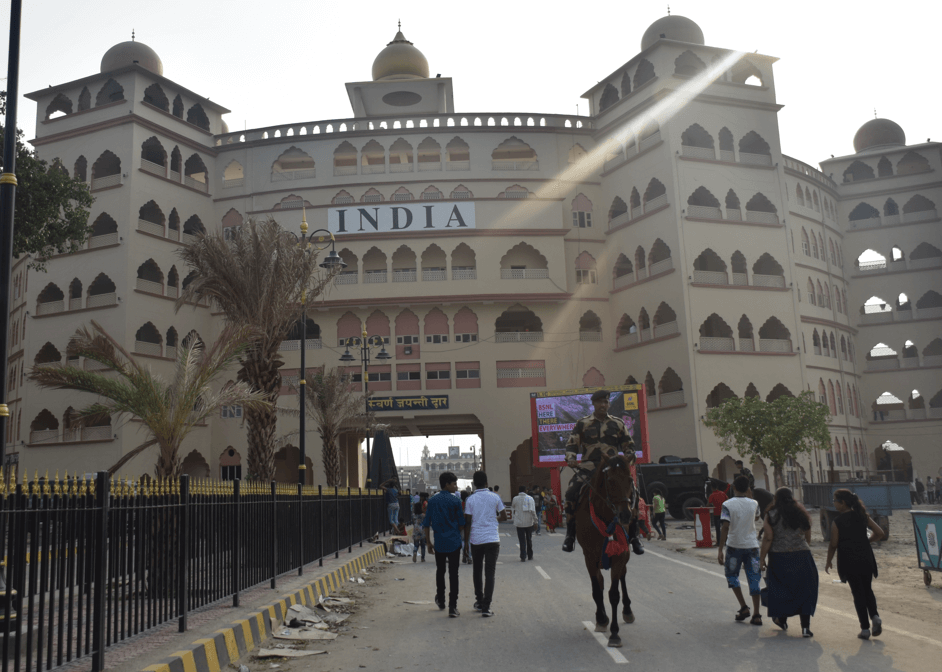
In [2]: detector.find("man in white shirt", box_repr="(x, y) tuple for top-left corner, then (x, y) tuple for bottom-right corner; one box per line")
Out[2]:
(717, 476), (763, 626)
(511, 486), (537, 562)
(464, 471), (509, 617)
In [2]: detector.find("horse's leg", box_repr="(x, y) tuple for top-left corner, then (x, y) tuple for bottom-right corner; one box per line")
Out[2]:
(589, 571), (609, 632)
(620, 573), (634, 624)
(607, 565), (622, 647)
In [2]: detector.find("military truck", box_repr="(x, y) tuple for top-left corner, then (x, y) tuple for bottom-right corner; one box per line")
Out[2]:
(637, 456), (709, 520)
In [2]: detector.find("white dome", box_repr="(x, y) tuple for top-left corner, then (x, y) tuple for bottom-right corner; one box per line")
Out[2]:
(853, 118), (906, 153)
(101, 40), (163, 76)
(641, 15), (705, 51)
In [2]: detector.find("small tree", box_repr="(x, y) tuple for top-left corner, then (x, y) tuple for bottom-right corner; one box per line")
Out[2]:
(1, 92), (94, 270)
(29, 320), (271, 477)
(703, 390), (831, 489)
(281, 367), (371, 486)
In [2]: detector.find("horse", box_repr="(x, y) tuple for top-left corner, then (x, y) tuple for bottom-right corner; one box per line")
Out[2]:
(575, 454), (637, 648)
(704, 477), (774, 537)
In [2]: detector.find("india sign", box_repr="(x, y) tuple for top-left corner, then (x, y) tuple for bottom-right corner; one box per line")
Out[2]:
(326, 202), (475, 235)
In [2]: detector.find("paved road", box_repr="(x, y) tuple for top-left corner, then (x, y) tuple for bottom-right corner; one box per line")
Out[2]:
(290, 524), (941, 672)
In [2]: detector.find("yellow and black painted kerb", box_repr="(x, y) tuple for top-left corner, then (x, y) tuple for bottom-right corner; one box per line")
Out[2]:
(140, 542), (389, 672)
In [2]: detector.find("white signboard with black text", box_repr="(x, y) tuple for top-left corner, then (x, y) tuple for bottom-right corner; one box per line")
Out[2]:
(326, 202), (475, 235)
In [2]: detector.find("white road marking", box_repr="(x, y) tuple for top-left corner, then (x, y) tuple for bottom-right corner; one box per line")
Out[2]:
(582, 620), (628, 664)
(645, 549), (942, 649)
(535, 565), (551, 580)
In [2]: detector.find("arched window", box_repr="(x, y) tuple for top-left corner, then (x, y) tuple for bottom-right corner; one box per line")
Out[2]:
(877, 156), (893, 178)
(634, 59), (655, 88)
(361, 140), (386, 173)
(674, 50), (706, 77)
(491, 137), (538, 170)
(658, 368), (684, 406)
(725, 189), (741, 220)
(140, 136), (167, 174)
(500, 242), (548, 279)
(135, 322), (163, 356)
(495, 304), (542, 337)
(271, 147), (315, 181)
(389, 138), (415, 172)
(363, 247), (388, 282)
(445, 137), (470, 168)
(699, 314), (734, 351)
(45, 93), (72, 119)
(186, 103), (210, 131)
(87, 273), (117, 307)
(616, 314), (637, 346)
(579, 311), (602, 341)
(599, 83), (619, 112)
(77, 87), (90, 111)
(574, 251), (597, 285)
(744, 193), (778, 224)
(738, 315), (754, 351)
(687, 186), (721, 219)
(680, 123), (714, 159)
(142, 83), (169, 111)
(571, 193), (593, 228)
(74, 155), (87, 182)
(34, 342), (62, 365)
(613, 254), (633, 282)
(391, 246), (417, 282)
(184, 153), (209, 189)
(643, 179), (666, 210)
(136, 259), (164, 294)
(752, 253), (784, 287)
(95, 78), (124, 106)
(705, 383), (737, 409)
(738, 132), (771, 163)
(896, 151), (930, 176)
(653, 302), (677, 336)
(842, 160), (874, 183)
(417, 137), (442, 170)
(757, 317), (791, 352)
(91, 150), (121, 187)
(692, 248), (727, 284)
(609, 196), (628, 225)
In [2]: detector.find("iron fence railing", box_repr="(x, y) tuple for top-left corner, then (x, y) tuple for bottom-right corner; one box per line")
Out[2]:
(0, 473), (405, 672)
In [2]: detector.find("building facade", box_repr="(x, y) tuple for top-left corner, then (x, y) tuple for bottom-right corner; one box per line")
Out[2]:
(8, 16), (940, 492)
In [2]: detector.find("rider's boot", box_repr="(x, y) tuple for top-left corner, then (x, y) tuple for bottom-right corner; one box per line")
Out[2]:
(561, 514), (577, 552)
(630, 534), (645, 555)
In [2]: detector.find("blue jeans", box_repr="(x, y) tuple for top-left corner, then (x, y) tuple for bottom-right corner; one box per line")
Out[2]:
(725, 547), (761, 595)
(387, 504), (400, 529)
(413, 539), (426, 559)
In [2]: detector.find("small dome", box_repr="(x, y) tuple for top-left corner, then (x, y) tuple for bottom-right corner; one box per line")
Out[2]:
(220, 119), (229, 134)
(853, 118), (906, 153)
(101, 40), (163, 76)
(372, 30), (429, 81)
(641, 15), (704, 51)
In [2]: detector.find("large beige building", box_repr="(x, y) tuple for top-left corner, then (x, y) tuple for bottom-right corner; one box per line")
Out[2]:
(7, 15), (940, 493)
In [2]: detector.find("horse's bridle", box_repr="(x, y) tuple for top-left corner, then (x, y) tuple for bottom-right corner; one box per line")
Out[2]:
(590, 462), (638, 538)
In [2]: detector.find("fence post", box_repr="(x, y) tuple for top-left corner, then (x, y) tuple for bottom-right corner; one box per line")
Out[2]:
(317, 486), (323, 568)
(91, 471), (110, 672)
(359, 488), (363, 548)
(334, 487), (340, 560)
(347, 488), (353, 553)
(367, 486), (372, 540)
(297, 483), (303, 576)
(232, 479), (240, 608)
(270, 482), (277, 589)
(178, 475), (190, 633)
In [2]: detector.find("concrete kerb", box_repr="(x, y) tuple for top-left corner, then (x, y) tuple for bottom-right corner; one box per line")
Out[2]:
(139, 542), (389, 672)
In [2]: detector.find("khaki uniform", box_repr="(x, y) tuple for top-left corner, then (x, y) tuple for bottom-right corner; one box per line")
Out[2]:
(564, 413), (635, 510)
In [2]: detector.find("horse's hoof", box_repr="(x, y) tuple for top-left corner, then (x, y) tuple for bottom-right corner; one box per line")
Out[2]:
(608, 636), (623, 648)
(623, 612), (635, 624)
(594, 622), (609, 633)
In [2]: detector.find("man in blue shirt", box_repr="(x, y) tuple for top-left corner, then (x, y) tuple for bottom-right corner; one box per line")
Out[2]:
(423, 471), (465, 617)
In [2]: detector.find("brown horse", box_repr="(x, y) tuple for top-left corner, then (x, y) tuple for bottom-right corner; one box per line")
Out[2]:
(575, 454), (637, 648)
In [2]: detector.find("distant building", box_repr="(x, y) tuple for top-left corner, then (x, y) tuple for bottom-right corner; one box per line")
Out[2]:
(420, 445), (479, 483)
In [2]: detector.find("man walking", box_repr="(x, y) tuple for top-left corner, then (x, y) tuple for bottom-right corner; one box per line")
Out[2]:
(464, 471), (508, 617)
(423, 472), (465, 618)
(717, 476), (763, 626)
(708, 483), (728, 545)
(734, 460), (755, 493)
(511, 486), (537, 561)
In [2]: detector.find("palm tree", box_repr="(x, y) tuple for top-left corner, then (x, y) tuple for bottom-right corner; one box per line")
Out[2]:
(176, 217), (337, 481)
(281, 367), (371, 486)
(29, 320), (270, 478)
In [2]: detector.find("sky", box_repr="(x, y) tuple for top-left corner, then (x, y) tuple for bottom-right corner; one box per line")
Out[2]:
(2, 0), (940, 165)
(388, 433), (479, 468)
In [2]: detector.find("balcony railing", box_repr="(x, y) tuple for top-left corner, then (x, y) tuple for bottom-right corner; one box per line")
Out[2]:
(681, 145), (715, 160)
(693, 270), (727, 285)
(87, 292), (117, 308)
(88, 232), (119, 248)
(759, 338), (792, 353)
(223, 177), (244, 189)
(752, 273), (786, 288)
(29, 430), (58, 444)
(745, 210), (779, 225)
(501, 268), (548, 280)
(138, 219), (165, 237)
(720, 150), (735, 162)
(654, 320), (679, 338)
(649, 257), (673, 276)
(136, 278), (163, 294)
(393, 269), (417, 282)
(333, 165), (358, 176)
(452, 268), (477, 280)
(362, 164), (386, 174)
(84, 359), (111, 371)
(169, 170), (181, 182)
(739, 151), (773, 166)
(81, 426), (112, 441)
(364, 271), (387, 283)
(135, 341), (162, 357)
(69, 297), (82, 310)
(687, 204), (722, 219)
(495, 331), (544, 343)
(492, 160), (538, 171)
(422, 269), (446, 281)
(609, 212), (630, 229)
(140, 159), (166, 176)
(902, 209), (938, 223)
(271, 168), (316, 182)
(496, 367), (546, 379)
(646, 395), (658, 409)
(579, 331), (602, 342)
(659, 390), (685, 407)
(639, 131), (661, 152)
(166, 286), (178, 298)
(91, 173), (122, 190)
(613, 274), (636, 290)
(182, 232), (200, 245)
(184, 176), (208, 193)
(616, 332), (638, 348)
(280, 339), (323, 351)
(36, 300), (65, 315)
(389, 163), (414, 173)
(739, 338), (755, 352)
(418, 160), (441, 172)
(726, 209), (742, 221)
(335, 273), (358, 285)
(700, 336), (735, 351)
(644, 194), (667, 212)
(732, 272), (748, 286)
(446, 160), (470, 171)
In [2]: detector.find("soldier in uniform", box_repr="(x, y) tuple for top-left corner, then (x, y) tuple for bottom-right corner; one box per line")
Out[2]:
(560, 389), (644, 555)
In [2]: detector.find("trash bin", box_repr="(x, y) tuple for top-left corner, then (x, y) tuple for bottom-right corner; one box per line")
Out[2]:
(911, 510), (942, 586)
(690, 506), (714, 548)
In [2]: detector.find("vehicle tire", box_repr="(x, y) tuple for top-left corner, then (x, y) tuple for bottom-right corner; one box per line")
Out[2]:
(681, 495), (706, 521)
(668, 505), (685, 521)
(874, 514), (890, 540)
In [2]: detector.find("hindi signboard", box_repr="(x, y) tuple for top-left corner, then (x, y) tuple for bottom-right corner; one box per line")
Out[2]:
(367, 395), (450, 412)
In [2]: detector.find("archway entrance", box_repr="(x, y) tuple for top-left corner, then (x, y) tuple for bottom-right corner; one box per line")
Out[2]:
(508, 437), (551, 494)
(274, 445), (314, 485)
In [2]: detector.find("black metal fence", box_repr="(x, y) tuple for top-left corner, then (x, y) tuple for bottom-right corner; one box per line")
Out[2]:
(0, 473), (409, 672)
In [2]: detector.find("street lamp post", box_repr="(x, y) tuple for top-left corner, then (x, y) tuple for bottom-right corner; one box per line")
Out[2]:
(293, 209), (346, 486)
(339, 331), (390, 488)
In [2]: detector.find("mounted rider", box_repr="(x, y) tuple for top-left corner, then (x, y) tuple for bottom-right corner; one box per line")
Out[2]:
(561, 389), (644, 555)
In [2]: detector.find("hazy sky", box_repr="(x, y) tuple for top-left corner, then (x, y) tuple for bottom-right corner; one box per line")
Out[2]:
(2, 1), (939, 165)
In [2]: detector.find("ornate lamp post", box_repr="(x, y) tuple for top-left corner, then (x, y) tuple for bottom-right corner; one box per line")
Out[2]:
(292, 209), (345, 486)
(339, 330), (390, 488)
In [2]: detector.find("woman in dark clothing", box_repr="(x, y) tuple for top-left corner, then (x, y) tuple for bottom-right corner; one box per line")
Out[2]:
(759, 487), (818, 638)
(825, 489), (885, 640)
